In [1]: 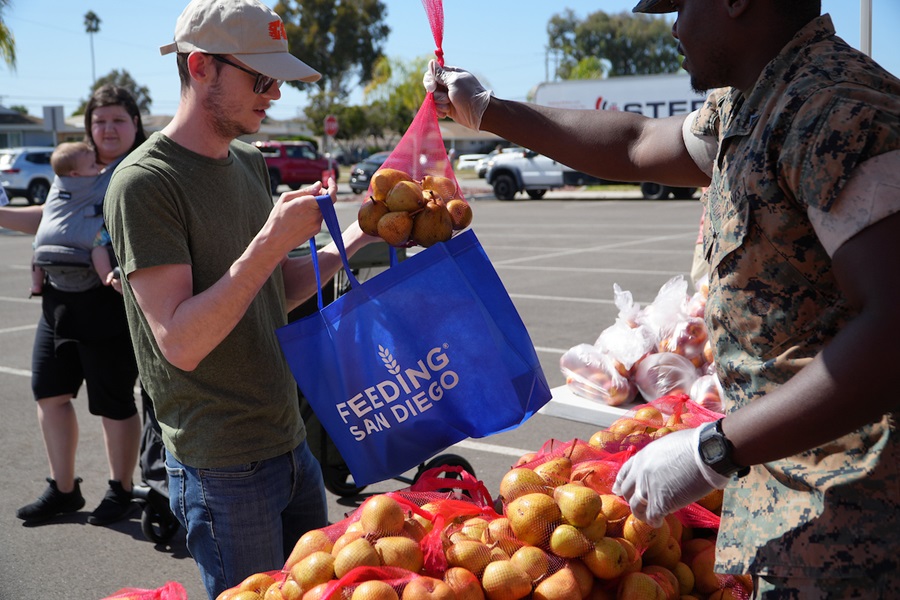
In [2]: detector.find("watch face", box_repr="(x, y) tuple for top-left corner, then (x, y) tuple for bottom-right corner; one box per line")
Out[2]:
(701, 436), (728, 463)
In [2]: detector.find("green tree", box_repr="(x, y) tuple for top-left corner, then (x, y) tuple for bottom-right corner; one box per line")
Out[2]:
(363, 54), (429, 134)
(569, 56), (611, 80)
(84, 11), (101, 85)
(73, 70), (152, 116)
(547, 9), (681, 78)
(274, 0), (390, 99)
(0, 0), (16, 70)
(302, 92), (397, 157)
(302, 54), (428, 154)
(10, 104), (28, 114)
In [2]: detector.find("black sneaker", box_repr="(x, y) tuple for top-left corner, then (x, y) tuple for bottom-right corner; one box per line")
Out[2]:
(16, 477), (86, 523)
(87, 480), (135, 526)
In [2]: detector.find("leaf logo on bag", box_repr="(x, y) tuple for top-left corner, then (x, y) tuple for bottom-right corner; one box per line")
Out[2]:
(337, 345), (461, 442)
(379, 345), (401, 375)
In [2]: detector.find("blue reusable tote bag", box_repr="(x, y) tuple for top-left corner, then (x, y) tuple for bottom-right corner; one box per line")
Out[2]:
(276, 196), (551, 486)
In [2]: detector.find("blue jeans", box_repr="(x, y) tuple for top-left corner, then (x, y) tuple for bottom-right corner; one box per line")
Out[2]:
(165, 441), (328, 599)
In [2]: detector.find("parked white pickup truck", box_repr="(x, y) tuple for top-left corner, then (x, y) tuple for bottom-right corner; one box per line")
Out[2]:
(486, 148), (696, 201)
(485, 149), (609, 200)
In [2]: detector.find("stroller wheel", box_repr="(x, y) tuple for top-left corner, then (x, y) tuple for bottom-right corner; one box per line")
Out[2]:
(323, 465), (367, 498)
(141, 504), (180, 544)
(415, 454), (476, 487)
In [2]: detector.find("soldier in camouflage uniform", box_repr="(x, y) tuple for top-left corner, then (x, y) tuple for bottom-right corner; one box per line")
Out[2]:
(425, 0), (899, 597)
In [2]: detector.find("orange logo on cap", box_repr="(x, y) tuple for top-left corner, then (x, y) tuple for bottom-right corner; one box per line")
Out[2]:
(268, 20), (287, 41)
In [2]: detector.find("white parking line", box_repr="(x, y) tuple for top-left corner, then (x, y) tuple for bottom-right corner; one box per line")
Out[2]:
(501, 265), (687, 277)
(534, 345), (569, 355)
(510, 293), (615, 305)
(0, 295), (39, 304)
(0, 324), (37, 335)
(452, 439), (532, 458)
(492, 232), (694, 266)
(0, 365), (31, 377)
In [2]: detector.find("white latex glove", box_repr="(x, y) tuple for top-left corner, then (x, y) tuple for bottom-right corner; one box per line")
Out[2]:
(612, 424), (729, 527)
(423, 59), (492, 131)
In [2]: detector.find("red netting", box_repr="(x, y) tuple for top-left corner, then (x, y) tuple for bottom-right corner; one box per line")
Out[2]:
(357, 0), (471, 249)
(376, 96), (460, 189)
(101, 582), (188, 600)
(420, 0), (445, 67)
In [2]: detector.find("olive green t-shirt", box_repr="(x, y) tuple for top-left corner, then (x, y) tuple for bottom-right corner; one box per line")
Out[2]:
(105, 132), (305, 468)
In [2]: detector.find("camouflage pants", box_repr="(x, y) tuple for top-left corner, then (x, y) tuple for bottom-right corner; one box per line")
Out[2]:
(753, 571), (898, 599)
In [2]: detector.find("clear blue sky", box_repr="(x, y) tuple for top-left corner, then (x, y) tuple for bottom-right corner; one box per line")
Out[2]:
(1, 1), (897, 122)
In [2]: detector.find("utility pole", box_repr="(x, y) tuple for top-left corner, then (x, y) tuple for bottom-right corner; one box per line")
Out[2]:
(860, 0), (872, 56)
(84, 11), (101, 86)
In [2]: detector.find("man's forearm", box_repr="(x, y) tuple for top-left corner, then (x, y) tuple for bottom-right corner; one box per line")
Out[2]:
(132, 231), (291, 372)
(481, 97), (709, 187)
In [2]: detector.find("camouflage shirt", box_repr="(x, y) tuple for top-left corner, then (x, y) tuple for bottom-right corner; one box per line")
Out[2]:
(694, 15), (900, 577)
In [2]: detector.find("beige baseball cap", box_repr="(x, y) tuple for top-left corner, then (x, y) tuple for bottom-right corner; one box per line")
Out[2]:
(632, 0), (676, 14)
(160, 0), (321, 83)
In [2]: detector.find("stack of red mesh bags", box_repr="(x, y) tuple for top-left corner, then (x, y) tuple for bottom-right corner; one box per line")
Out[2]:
(218, 395), (752, 600)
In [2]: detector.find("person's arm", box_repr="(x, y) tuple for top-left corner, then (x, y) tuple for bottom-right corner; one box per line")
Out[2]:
(280, 220), (379, 313)
(91, 246), (113, 284)
(480, 98), (709, 187)
(426, 61), (710, 188)
(0, 205), (43, 234)
(127, 183), (334, 372)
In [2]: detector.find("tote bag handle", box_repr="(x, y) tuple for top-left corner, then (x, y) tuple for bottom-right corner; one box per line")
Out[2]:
(309, 195), (359, 310)
(308, 195), (400, 310)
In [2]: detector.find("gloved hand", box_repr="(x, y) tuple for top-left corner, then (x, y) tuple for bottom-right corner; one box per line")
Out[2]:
(423, 59), (493, 131)
(612, 424), (729, 526)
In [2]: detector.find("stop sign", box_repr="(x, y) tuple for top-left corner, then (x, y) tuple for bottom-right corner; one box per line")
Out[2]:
(324, 114), (338, 137)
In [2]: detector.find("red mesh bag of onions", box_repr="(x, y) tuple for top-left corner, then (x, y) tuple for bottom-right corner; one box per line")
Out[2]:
(356, 0), (472, 249)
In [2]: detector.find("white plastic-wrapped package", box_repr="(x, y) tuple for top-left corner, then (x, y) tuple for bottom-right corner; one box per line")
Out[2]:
(594, 318), (656, 376)
(657, 315), (709, 368)
(633, 351), (700, 401)
(637, 275), (690, 348)
(560, 344), (638, 407)
(690, 373), (725, 413)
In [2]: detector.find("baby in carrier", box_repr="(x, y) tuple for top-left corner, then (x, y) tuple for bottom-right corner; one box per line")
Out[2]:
(30, 142), (115, 296)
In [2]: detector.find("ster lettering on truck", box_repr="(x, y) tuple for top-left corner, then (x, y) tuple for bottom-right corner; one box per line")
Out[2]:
(534, 73), (707, 118)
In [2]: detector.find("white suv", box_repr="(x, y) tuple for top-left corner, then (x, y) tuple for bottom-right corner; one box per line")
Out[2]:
(0, 146), (56, 205)
(485, 149), (573, 200)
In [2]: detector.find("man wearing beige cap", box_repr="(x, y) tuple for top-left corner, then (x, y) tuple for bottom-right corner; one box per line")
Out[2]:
(105, 0), (376, 596)
(426, 0), (900, 597)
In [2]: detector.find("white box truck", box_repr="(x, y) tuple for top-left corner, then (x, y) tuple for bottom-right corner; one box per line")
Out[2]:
(532, 74), (707, 199)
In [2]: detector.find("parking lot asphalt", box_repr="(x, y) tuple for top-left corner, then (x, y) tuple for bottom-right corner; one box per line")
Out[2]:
(0, 192), (701, 599)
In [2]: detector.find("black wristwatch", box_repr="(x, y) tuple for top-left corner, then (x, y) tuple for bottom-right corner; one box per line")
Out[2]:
(698, 419), (750, 478)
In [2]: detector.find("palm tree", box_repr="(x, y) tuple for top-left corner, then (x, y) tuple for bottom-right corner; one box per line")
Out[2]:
(84, 11), (101, 84)
(0, 0), (17, 70)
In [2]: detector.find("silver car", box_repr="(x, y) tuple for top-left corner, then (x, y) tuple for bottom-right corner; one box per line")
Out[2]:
(0, 146), (56, 205)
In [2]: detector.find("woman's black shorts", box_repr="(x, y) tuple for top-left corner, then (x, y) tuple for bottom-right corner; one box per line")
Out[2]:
(31, 285), (138, 420)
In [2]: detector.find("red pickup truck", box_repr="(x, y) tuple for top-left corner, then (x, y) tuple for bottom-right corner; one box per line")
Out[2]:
(253, 141), (339, 192)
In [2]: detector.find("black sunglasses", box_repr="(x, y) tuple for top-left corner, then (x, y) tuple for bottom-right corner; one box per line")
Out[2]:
(212, 55), (281, 94)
